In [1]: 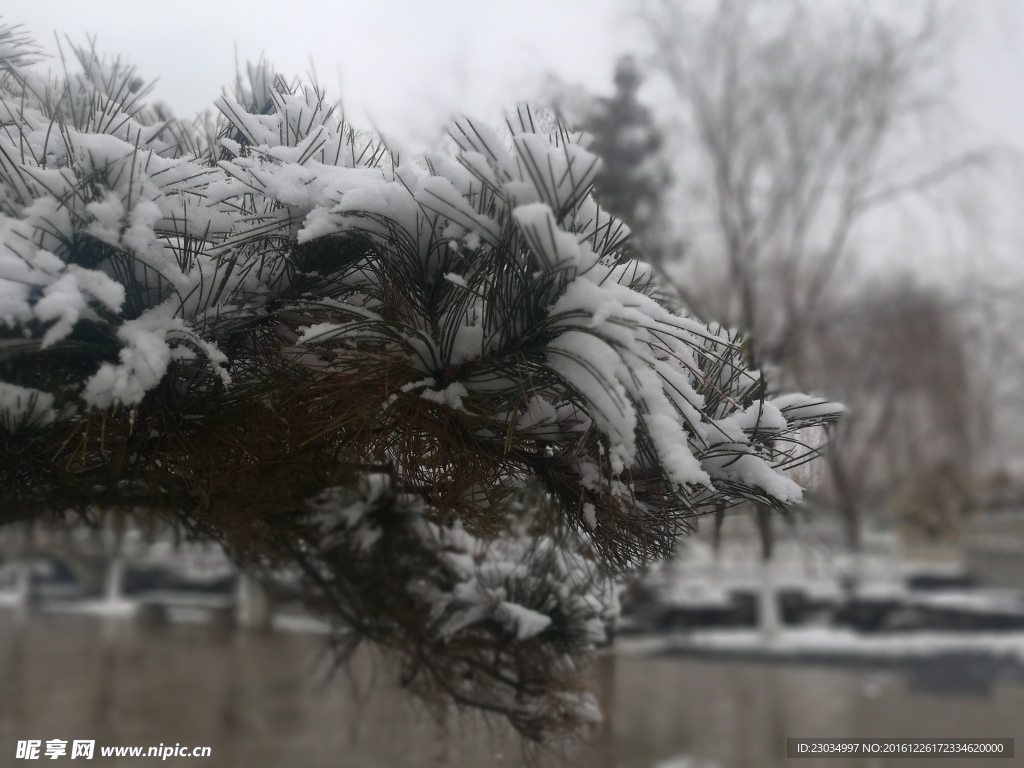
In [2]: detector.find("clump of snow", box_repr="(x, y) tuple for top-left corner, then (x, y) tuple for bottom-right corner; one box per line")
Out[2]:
(546, 330), (636, 473)
(308, 473), (392, 552)
(415, 176), (500, 246)
(414, 519), (615, 648)
(0, 382), (56, 429)
(513, 203), (582, 271)
(496, 601), (553, 640)
(420, 381), (469, 411)
(443, 272), (468, 288)
(83, 302), (228, 409)
(770, 394), (845, 422)
(448, 323), (485, 365)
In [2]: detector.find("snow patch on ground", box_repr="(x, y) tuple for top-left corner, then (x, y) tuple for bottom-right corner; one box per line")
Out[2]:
(36, 598), (138, 618)
(616, 627), (1024, 661)
(654, 755), (722, 768)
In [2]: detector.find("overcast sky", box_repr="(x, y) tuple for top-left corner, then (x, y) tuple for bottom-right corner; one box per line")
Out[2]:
(9, 2), (1024, 149)
(10, 0), (634, 150)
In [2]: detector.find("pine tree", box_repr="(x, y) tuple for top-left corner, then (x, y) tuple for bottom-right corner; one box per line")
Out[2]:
(585, 56), (669, 253)
(0, 25), (840, 743)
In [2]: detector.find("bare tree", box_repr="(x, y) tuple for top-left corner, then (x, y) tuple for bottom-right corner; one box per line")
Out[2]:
(636, 0), (985, 634)
(642, 0), (980, 346)
(795, 281), (984, 554)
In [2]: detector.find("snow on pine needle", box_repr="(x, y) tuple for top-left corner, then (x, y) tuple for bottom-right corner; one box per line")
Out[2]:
(0, 36), (841, 743)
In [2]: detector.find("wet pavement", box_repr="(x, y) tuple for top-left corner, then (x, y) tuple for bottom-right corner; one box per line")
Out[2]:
(1, 612), (1022, 767)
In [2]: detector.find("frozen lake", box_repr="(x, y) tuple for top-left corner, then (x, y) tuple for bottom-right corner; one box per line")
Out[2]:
(1, 612), (1022, 767)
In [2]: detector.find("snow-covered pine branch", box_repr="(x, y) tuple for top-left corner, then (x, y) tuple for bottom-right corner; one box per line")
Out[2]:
(0, 38), (840, 742)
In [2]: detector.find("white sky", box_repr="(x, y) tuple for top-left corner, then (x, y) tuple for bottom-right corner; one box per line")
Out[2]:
(11, 0), (633, 150)
(9, 2), (1024, 148)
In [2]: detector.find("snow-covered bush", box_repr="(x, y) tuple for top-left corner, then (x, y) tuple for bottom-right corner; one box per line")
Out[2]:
(0, 25), (840, 742)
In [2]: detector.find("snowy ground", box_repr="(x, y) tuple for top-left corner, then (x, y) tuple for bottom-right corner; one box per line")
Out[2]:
(616, 626), (1024, 663)
(36, 597), (138, 617)
(617, 527), (1024, 663)
(654, 755), (722, 768)
(645, 529), (914, 607)
(903, 589), (1024, 615)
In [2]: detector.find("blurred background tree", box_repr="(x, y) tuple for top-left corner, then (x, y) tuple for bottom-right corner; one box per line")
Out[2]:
(583, 55), (673, 267)
(547, 0), (992, 633)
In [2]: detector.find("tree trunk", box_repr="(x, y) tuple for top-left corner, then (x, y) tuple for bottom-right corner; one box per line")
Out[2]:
(103, 555), (125, 605)
(14, 523), (34, 612)
(236, 574), (272, 631)
(14, 559), (32, 609)
(711, 503), (726, 582)
(756, 506), (780, 641)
